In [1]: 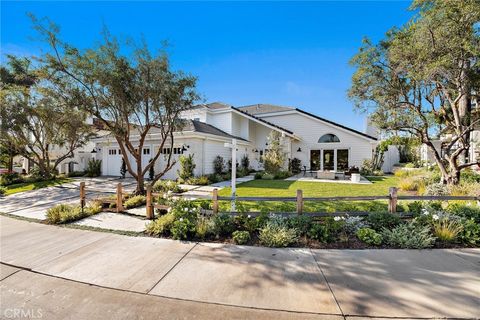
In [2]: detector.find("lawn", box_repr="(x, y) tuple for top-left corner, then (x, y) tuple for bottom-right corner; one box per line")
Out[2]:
(3, 178), (73, 196)
(218, 175), (409, 213)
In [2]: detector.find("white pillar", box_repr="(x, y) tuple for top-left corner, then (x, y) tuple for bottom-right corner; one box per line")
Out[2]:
(334, 149), (338, 172)
(320, 149), (324, 171)
(231, 139), (237, 211)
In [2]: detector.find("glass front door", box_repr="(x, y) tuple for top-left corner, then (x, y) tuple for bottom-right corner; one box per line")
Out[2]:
(310, 150), (320, 170)
(337, 149), (349, 171)
(323, 150), (335, 171)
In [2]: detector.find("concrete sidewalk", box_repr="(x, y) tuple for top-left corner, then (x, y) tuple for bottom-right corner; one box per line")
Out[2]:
(1, 216), (479, 319)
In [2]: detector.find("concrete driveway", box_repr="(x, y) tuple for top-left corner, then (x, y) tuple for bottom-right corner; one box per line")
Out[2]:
(0, 177), (137, 220)
(1, 216), (479, 319)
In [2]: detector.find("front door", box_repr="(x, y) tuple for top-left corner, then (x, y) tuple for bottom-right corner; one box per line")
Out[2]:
(323, 150), (335, 171)
(310, 150), (320, 170)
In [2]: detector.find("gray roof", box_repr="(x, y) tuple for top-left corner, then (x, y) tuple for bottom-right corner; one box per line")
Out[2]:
(182, 120), (247, 141)
(205, 102), (232, 110)
(238, 104), (294, 115)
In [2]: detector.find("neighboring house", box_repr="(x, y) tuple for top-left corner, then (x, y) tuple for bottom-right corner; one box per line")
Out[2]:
(93, 102), (378, 179)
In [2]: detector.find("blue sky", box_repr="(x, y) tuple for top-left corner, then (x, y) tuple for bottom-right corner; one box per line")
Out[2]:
(1, 1), (413, 132)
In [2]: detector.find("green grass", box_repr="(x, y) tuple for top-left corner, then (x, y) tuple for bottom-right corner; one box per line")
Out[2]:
(218, 175), (407, 213)
(3, 178), (73, 195)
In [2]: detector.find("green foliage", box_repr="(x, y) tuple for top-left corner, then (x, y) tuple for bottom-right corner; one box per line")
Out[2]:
(46, 202), (100, 224)
(446, 204), (480, 223)
(366, 212), (401, 231)
(356, 228), (382, 245)
(458, 219), (480, 246)
(240, 154), (250, 171)
(85, 159), (102, 177)
(259, 221), (298, 247)
(287, 215), (312, 236)
(381, 223), (436, 249)
(261, 173), (274, 180)
(212, 213), (236, 237)
(146, 213), (176, 236)
(263, 131), (286, 175)
(153, 180), (182, 193)
(433, 218), (463, 243)
(288, 158), (302, 174)
(170, 218), (196, 240)
(425, 183), (449, 196)
(178, 154), (196, 181)
(0, 172), (24, 186)
(124, 195), (146, 209)
(0, 186), (5, 196)
(187, 175), (210, 185)
(67, 171), (85, 177)
(232, 230), (251, 245)
(213, 156), (224, 174)
(254, 172), (263, 180)
(273, 171), (292, 179)
(344, 216), (367, 235)
(307, 217), (345, 243)
(195, 216), (214, 239)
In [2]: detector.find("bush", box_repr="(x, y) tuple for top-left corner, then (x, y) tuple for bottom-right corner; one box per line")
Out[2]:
(213, 156), (224, 175)
(273, 171), (292, 179)
(425, 183), (449, 196)
(263, 131), (285, 175)
(85, 159), (102, 177)
(404, 163), (416, 168)
(0, 186), (5, 196)
(254, 172), (264, 180)
(433, 218), (463, 243)
(195, 217), (214, 239)
(146, 213), (176, 236)
(381, 223), (436, 249)
(232, 230), (251, 245)
(394, 169), (413, 178)
(261, 173), (274, 180)
(152, 180), (182, 193)
(344, 216), (367, 235)
(366, 212), (401, 231)
(240, 155), (250, 171)
(259, 222), (298, 247)
(458, 219), (480, 246)
(124, 195), (146, 209)
(287, 215), (312, 236)
(288, 158), (302, 174)
(0, 172), (24, 186)
(67, 171), (85, 177)
(207, 173), (224, 184)
(187, 175), (210, 186)
(398, 178), (419, 191)
(356, 228), (382, 245)
(307, 217), (345, 243)
(212, 213), (236, 237)
(46, 202), (100, 224)
(460, 169), (480, 183)
(171, 218), (196, 240)
(178, 154), (196, 181)
(446, 204), (480, 223)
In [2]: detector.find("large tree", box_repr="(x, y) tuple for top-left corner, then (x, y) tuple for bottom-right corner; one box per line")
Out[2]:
(0, 55), (94, 178)
(349, 0), (480, 184)
(33, 18), (199, 194)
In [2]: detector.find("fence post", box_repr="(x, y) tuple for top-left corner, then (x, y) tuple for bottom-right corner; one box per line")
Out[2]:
(296, 189), (303, 214)
(80, 182), (86, 210)
(146, 184), (154, 219)
(116, 183), (123, 213)
(212, 188), (219, 214)
(389, 187), (398, 213)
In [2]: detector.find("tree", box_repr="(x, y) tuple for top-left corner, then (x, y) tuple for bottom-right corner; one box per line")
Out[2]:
(348, 0), (480, 184)
(178, 154), (195, 181)
(32, 17), (199, 193)
(263, 131), (286, 174)
(120, 157), (127, 178)
(1, 55), (93, 179)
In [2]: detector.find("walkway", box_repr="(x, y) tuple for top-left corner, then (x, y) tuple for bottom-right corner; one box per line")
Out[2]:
(1, 216), (479, 319)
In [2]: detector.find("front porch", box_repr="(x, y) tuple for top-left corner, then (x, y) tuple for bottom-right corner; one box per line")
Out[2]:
(285, 172), (372, 184)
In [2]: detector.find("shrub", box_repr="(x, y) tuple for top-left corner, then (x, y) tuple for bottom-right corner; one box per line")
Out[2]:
(261, 173), (274, 180)
(254, 172), (264, 179)
(187, 176), (210, 186)
(263, 131), (285, 175)
(195, 217), (214, 239)
(394, 169), (413, 178)
(460, 169), (480, 183)
(366, 212), (401, 231)
(344, 216), (367, 235)
(213, 156), (224, 175)
(398, 178), (419, 191)
(146, 213), (175, 236)
(425, 183), (449, 196)
(0, 186), (5, 196)
(207, 173), (223, 184)
(381, 223), (436, 249)
(288, 158), (302, 174)
(178, 154), (196, 181)
(307, 217), (345, 243)
(0, 172), (24, 186)
(85, 159), (102, 177)
(273, 171), (292, 179)
(356, 228), (382, 245)
(67, 171), (85, 177)
(86, 200), (103, 214)
(259, 222), (298, 247)
(433, 218), (463, 243)
(404, 163), (415, 168)
(449, 182), (480, 196)
(170, 218), (196, 240)
(152, 180), (182, 193)
(212, 213), (236, 237)
(446, 204), (480, 223)
(46, 203), (100, 224)
(458, 218), (480, 246)
(232, 230), (251, 245)
(124, 195), (146, 209)
(240, 155), (250, 171)
(287, 215), (312, 236)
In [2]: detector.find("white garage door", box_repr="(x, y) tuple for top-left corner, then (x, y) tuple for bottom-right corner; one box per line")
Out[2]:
(105, 147), (122, 176)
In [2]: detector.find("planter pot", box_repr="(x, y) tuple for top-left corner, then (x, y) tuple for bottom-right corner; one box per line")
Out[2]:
(351, 173), (361, 183)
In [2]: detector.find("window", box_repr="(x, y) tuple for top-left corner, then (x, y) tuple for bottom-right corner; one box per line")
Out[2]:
(143, 148), (150, 155)
(318, 134), (340, 143)
(118, 149), (122, 155)
(161, 147), (183, 155)
(108, 149), (117, 155)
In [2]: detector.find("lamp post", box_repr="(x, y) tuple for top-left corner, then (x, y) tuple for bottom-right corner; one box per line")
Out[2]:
(224, 138), (237, 211)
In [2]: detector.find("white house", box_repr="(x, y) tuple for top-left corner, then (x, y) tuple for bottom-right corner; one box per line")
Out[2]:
(93, 103), (378, 179)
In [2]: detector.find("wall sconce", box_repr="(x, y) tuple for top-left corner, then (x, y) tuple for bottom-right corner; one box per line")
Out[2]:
(297, 147), (302, 152)
(182, 146), (188, 152)
(254, 149), (259, 153)
(91, 148), (97, 153)
(265, 142), (268, 146)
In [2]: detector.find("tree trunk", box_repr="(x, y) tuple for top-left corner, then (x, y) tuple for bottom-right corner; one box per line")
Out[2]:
(7, 154), (13, 172)
(135, 154), (145, 195)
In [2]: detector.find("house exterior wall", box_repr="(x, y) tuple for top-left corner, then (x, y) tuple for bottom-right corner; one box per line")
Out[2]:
(209, 112), (232, 134)
(256, 112), (375, 170)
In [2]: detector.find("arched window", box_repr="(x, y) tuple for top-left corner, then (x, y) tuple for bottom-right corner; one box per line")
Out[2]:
(318, 134), (340, 143)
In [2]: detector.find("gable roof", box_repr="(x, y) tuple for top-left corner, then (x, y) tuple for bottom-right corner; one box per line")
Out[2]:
(238, 104), (294, 115)
(184, 119), (248, 141)
(295, 108), (377, 141)
(231, 106), (294, 136)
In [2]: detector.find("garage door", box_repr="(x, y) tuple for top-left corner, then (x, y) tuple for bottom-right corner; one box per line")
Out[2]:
(104, 147), (122, 176)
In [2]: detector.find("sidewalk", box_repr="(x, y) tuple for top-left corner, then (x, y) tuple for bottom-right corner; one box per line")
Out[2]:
(1, 216), (479, 319)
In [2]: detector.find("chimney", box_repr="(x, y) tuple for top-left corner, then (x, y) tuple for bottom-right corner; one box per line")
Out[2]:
(365, 116), (379, 138)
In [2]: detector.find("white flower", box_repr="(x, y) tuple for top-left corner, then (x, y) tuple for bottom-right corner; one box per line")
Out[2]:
(163, 194), (167, 199)
(167, 190), (173, 195)
(334, 216), (341, 221)
(167, 208), (171, 213)
(247, 215), (251, 219)
(421, 208), (429, 216)
(432, 214), (439, 221)
(179, 218), (184, 222)
(183, 208), (188, 212)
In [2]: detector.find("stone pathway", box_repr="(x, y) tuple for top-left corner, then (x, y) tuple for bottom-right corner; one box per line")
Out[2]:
(72, 212), (148, 232)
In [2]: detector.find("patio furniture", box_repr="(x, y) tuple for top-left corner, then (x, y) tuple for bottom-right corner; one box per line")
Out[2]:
(351, 173), (361, 183)
(316, 171), (336, 180)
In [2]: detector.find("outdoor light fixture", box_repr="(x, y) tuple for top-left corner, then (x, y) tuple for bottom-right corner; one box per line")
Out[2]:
(265, 142), (268, 146)
(91, 148), (97, 153)
(182, 146), (188, 152)
(297, 147), (302, 152)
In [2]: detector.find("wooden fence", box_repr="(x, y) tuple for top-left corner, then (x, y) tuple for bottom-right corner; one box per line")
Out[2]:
(80, 183), (479, 220)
